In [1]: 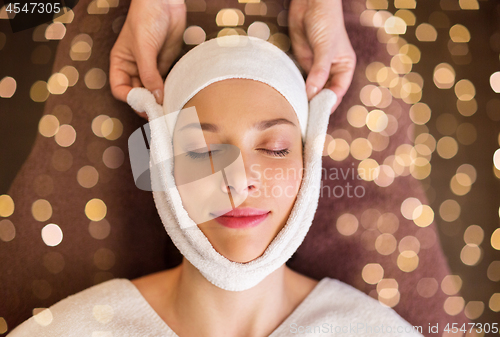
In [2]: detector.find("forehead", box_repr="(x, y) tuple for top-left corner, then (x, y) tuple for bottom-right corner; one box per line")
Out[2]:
(179, 78), (299, 126)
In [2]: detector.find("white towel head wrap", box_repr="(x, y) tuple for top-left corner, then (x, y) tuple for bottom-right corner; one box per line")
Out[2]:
(127, 35), (337, 291)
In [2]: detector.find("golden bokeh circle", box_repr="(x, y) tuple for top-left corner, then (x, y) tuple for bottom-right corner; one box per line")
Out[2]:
(362, 263), (384, 284)
(415, 23), (437, 42)
(85, 198), (107, 221)
(490, 228), (500, 250)
(400, 197), (422, 220)
(103, 146), (125, 169)
(54, 124), (76, 147)
(84, 68), (107, 89)
(350, 138), (373, 160)
(436, 136), (458, 159)
(30, 80), (49, 102)
(0, 219), (16, 242)
(336, 213), (359, 236)
(328, 138), (350, 161)
(59, 66), (79, 87)
(38, 115), (60, 137)
(444, 296), (465, 316)
(89, 219), (111, 240)
(489, 293), (500, 312)
(433, 63), (455, 89)
(377, 212), (399, 234)
(91, 115), (110, 137)
(487, 261), (500, 282)
(460, 244), (482, 266)
(398, 235), (420, 254)
(77, 165), (99, 188)
(449, 24), (470, 43)
(347, 105), (368, 128)
(375, 233), (397, 255)
(417, 277), (438, 298)
(412, 205), (434, 227)
(358, 159), (379, 181)
(47, 73), (69, 95)
(455, 79), (475, 101)
(464, 301), (484, 320)
(397, 250), (419, 272)
(31, 199), (53, 222)
(439, 199), (461, 222)
(366, 109), (389, 132)
(0, 194), (15, 217)
(441, 275), (462, 295)
(101, 118), (123, 141)
(183, 25), (206, 45)
(0, 76), (17, 98)
(247, 21), (270, 40)
(464, 225), (483, 245)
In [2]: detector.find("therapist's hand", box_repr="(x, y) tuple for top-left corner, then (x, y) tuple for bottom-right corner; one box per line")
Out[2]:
(289, 0), (356, 113)
(109, 0), (186, 118)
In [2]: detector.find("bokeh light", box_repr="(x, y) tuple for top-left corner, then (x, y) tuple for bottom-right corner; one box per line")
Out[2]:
(41, 224), (63, 247)
(183, 26), (206, 45)
(85, 198), (107, 221)
(336, 213), (359, 236)
(433, 63), (455, 89)
(416, 23), (438, 42)
(0, 76), (17, 98)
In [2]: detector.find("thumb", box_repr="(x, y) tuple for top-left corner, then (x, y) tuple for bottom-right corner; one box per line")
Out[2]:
(136, 45), (165, 105)
(305, 44), (332, 100)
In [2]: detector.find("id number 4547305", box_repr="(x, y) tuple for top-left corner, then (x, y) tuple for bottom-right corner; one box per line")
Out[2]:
(6, 2), (61, 14)
(444, 322), (498, 334)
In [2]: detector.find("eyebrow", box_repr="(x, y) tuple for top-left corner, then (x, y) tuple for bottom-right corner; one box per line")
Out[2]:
(178, 118), (296, 133)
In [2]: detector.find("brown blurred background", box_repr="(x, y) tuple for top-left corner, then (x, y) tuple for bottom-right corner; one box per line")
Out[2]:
(1, 0), (499, 335)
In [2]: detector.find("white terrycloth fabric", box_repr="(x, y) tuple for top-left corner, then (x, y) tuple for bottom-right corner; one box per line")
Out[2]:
(127, 35), (338, 291)
(7, 277), (425, 337)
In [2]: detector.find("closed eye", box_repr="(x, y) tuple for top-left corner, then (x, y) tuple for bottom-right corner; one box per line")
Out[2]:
(186, 150), (219, 160)
(260, 149), (290, 157)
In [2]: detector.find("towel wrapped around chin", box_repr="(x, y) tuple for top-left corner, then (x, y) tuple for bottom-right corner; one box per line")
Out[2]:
(126, 35), (338, 291)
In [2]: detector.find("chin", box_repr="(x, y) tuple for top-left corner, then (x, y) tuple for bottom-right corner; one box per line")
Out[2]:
(222, 246), (267, 263)
(202, 227), (273, 263)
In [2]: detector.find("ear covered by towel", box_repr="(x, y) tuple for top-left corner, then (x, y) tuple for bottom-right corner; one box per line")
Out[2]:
(127, 36), (337, 291)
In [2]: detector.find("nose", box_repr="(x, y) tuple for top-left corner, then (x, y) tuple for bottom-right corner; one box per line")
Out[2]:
(220, 150), (260, 197)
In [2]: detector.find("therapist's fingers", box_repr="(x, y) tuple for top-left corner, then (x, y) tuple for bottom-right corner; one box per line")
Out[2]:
(289, 0), (356, 114)
(324, 56), (356, 111)
(289, 0), (314, 73)
(109, 47), (140, 102)
(305, 41), (334, 101)
(110, 34), (135, 103)
(135, 42), (166, 105)
(157, 3), (186, 77)
(109, 0), (186, 109)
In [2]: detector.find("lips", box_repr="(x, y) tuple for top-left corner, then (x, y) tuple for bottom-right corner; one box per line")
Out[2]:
(211, 208), (270, 229)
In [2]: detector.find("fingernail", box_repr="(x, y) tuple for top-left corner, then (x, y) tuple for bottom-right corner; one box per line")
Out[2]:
(306, 85), (318, 100)
(153, 89), (163, 105)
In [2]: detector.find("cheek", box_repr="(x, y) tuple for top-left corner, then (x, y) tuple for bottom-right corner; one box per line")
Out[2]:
(258, 159), (303, 206)
(173, 158), (223, 224)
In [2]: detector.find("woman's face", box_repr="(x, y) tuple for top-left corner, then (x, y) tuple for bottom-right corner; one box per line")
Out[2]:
(172, 79), (303, 263)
